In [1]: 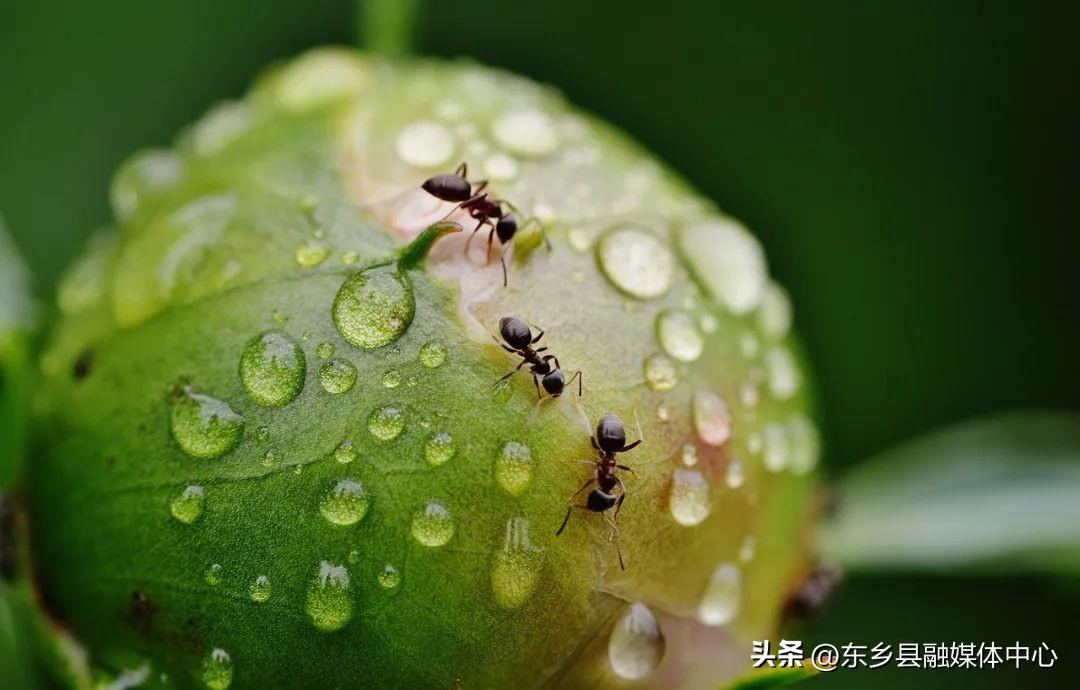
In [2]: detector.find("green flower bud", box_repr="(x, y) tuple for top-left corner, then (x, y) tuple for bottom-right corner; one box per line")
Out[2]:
(29, 48), (819, 688)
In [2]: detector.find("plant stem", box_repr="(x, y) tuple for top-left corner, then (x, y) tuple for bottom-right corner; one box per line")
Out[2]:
(358, 0), (419, 56)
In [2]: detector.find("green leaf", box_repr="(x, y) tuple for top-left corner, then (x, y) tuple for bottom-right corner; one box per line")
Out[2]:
(823, 411), (1080, 574)
(0, 215), (37, 490)
(721, 663), (818, 689)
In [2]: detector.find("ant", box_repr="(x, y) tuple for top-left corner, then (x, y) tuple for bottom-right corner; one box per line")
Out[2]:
(491, 316), (582, 401)
(421, 162), (543, 286)
(556, 408), (643, 570)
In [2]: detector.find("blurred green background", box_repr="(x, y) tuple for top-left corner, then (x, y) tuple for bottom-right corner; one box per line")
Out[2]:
(1, 1), (1076, 687)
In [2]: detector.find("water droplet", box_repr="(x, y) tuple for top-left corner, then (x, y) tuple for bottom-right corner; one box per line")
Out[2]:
(395, 120), (454, 168)
(110, 149), (184, 223)
(249, 575), (271, 603)
(656, 404), (673, 422)
(295, 240), (329, 267)
(725, 460), (746, 489)
(435, 100), (464, 120)
(608, 603), (665, 680)
(333, 267), (414, 349)
(692, 390), (732, 446)
(495, 441), (533, 496)
(669, 468), (712, 526)
(319, 358), (357, 394)
(739, 535), (756, 562)
(170, 386), (244, 459)
(204, 563), (223, 586)
(340, 250), (360, 265)
(274, 49), (367, 113)
(239, 331), (306, 407)
(367, 405), (405, 441)
(377, 564), (401, 589)
(597, 228), (675, 299)
(491, 108), (557, 156)
(657, 310), (704, 362)
(762, 422), (789, 473)
(491, 517), (544, 610)
(739, 332), (760, 359)
(200, 648), (233, 690)
(739, 382), (760, 409)
(306, 561), (353, 632)
(699, 312), (719, 334)
(418, 339), (447, 368)
(424, 431), (456, 467)
(334, 440), (357, 464)
(787, 415), (820, 475)
(316, 342), (335, 360)
(680, 443), (698, 467)
(319, 478), (370, 526)
(484, 152), (519, 181)
(698, 563), (741, 626)
(170, 485), (205, 524)
(253, 426), (270, 443)
(347, 549), (361, 563)
(381, 369), (402, 388)
(568, 228), (592, 253)
(411, 500), (454, 547)
(643, 354), (679, 391)
(191, 101), (253, 158)
(261, 449), (277, 468)
(765, 346), (800, 399)
(679, 219), (767, 315)
(757, 282), (793, 339)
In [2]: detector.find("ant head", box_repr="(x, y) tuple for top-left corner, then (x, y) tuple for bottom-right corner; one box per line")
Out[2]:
(541, 369), (564, 395)
(422, 172), (472, 203)
(596, 412), (627, 453)
(496, 213), (518, 243)
(498, 316), (532, 349)
(586, 488), (617, 512)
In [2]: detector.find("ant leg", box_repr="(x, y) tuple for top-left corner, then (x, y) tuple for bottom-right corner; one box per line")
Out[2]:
(526, 396), (555, 428)
(485, 227), (497, 264)
(472, 179), (488, 195)
(499, 245), (508, 287)
(486, 331), (518, 354)
(603, 514), (626, 570)
(530, 326), (546, 344)
(490, 360), (527, 388)
(556, 479), (597, 535)
(532, 373), (543, 400)
(570, 395), (598, 442)
(464, 219), (489, 256)
(565, 370), (583, 397)
(534, 347), (549, 353)
(620, 409), (645, 452)
(454, 162), (468, 177)
(613, 485), (627, 521)
(616, 464), (637, 476)
(542, 354), (562, 370)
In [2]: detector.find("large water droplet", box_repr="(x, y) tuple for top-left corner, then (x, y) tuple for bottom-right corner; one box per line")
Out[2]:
(657, 310), (704, 362)
(491, 108), (557, 156)
(395, 120), (455, 168)
(765, 346), (800, 400)
(643, 354), (679, 391)
(274, 49), (367, 113)
(319, 478), (370, 526)
(110, 149), (184, 223)
(367, 405), (405, 441)
(306, 561), (353, 632)
(608, 603), (665, 680)
(419, 339), (447, 368)
(495, 441), (533, 496)
(692, 390), (732, 446)
(249, 575), (271, 603)
(597, 228), (675, 299)
(669, 468), (712, 526)
(424, 431), (456, 467)
(334, 440), (358, 464)
(200, 648), (233, 690)
(191, 101), (253, 158)
(491, 517), (544, 610)
(295, 240), (329, 268)
(377, 564), (401, 589)
(411, 500), (454, 547)
(484, 152), (519, 181)
(319, 358), (357, 394)
(679, 219), (767, 315)
(333, 268), (414, 349)
(699, 563), (741, 626)
(170, 485), (206, 524)
(757, 282), (793, 340)
(239, 331), (306, 407)
(170, 387), (244, 459)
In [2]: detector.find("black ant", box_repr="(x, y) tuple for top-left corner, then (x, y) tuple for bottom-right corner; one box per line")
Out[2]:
(421, 162), (543, 286)
(491, 316), (582, 400)
(556, 409), (643, 570)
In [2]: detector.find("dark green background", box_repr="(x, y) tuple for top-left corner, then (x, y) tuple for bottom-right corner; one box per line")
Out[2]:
(1, 1), (1076, 687)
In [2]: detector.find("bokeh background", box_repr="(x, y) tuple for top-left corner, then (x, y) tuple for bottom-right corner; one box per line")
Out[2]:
(2, 1), (1077, 687)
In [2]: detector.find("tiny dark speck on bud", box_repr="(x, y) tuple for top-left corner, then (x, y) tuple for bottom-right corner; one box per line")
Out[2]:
(73, 349), (94, 380)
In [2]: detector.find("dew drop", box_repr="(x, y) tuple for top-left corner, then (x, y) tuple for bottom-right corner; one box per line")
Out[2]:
(418, 339), (447, 368)
(597, 228), (675, 299)
(765, 346), (800, 399)
(657, 310), (704, 362)
(656, 404), (673, 422)
(110, 149), (184, 223)
(698, 563), (741, 626)
(377, 564), (401, 589)
(334, 440), (357, 464)
(692, 390), (732, 446)
(170, 485), (205, 524)
(739, 332), (760, 359)
(239, 331), (306, 407)
(483, 152), (519, 181)
(643, 354), (679, 391)
(316, 342), (335, 360)
(295, 240), (329, 267)
(725, 460), (746, 489)
(191, 101), (253, 158)
(787, 415), (821, 475)
(757, 282), (793, 340)
(261, 449), (277, 468)
(253, 426), (271, 443)
(274, 49), (367, 112)
(367, 405), (405, 441)
(319, 358), (357, 394)
(395, 120), (454, 168)
(490, 517), (544, 610)
(568, 228), (592, 253)
(679, 219), (767, 315)
(411, 500), (454, 547)
(333, 267), (414, 349)
(170, 386), (244, 460)
(381, 369), (402, 388)
(319, 478), (370, 526)
(739, 535), (756, 563)
(249, 575), (271, 603)
(762, 422), (789, 473)
(200, 648), (233, 690)
(204, 563), (223, 586)
(491, 108), (557, 156)
(495, 441), (533, 496)
(680, 443), (698, 467)
(306, 561), (353, 632)
(669, 468), (712, 526)
(608, 603), (665, 680)
(424, 431), (456, 467)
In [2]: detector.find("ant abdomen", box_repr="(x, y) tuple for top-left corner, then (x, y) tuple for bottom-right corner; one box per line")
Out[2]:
(421, 173), (472, 202)
(587, 489), (617, 512)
